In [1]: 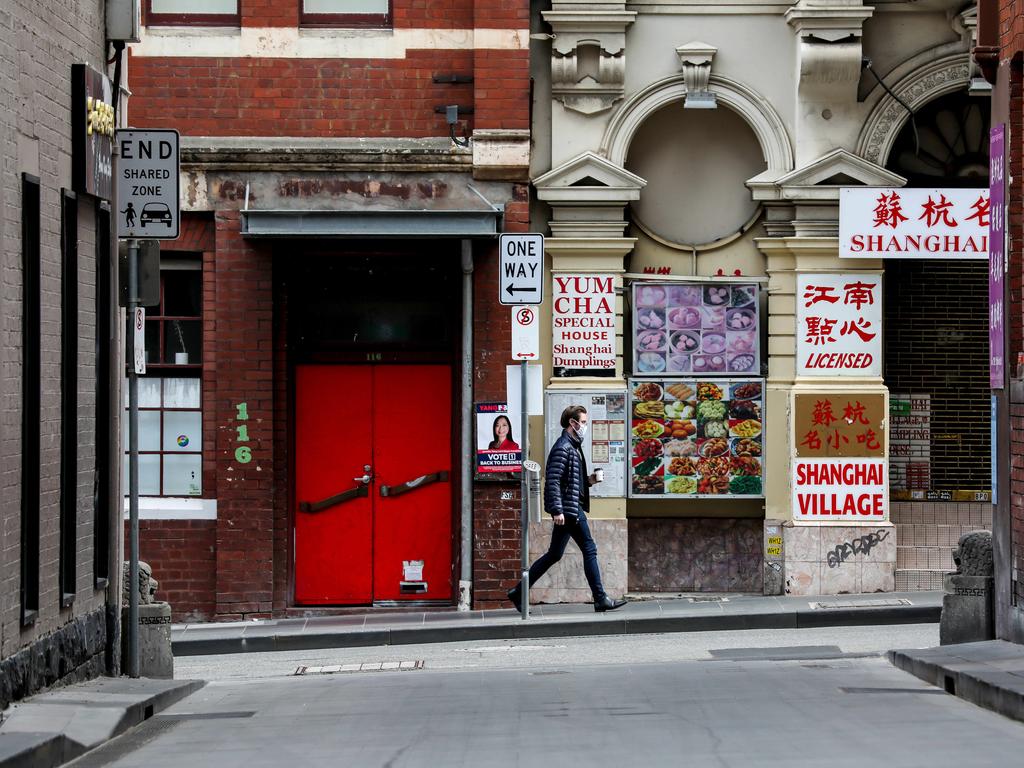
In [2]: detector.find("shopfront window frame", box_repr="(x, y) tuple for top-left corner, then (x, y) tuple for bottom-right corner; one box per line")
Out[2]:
(145, 0), (240, 27)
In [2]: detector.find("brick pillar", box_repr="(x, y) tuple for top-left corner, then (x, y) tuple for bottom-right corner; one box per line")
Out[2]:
(212, 211), (274, 619)
(472, 187), (530, 607)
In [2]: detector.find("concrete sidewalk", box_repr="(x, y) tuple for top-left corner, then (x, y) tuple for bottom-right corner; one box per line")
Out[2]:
(0, 677), (202, 768)
(173, 590), (942, 656)
(889, 640), (1024, 724)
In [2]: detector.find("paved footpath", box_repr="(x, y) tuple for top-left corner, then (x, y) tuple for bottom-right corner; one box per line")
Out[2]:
(172, 591), (942, 656)
(58, 652), (1024, 768)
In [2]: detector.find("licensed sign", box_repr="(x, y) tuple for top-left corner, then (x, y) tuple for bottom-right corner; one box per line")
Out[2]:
(796, 273), (882, 377)
(115, 129), (180, 239)
(840, 187), (988, 260)
(499, 233), (544, 305)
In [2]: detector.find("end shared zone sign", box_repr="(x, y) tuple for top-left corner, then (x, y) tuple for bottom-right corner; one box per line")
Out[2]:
(115, 129), (179, 240)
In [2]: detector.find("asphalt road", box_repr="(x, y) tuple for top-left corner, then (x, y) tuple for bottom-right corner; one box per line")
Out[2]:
(71, 625), (1024, 768)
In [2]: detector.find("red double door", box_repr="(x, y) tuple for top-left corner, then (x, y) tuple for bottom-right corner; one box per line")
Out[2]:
(294, 365), (453, 604)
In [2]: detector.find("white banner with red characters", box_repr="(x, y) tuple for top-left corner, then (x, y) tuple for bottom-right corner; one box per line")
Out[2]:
(839, 187), (989, 260)
(797, 273), (882, 376)
(793, 459), (888, 522)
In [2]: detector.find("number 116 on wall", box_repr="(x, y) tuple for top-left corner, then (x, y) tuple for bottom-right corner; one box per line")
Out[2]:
(235, 402), (251, 464)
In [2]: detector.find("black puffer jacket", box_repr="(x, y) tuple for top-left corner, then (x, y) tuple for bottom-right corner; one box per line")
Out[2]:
(544, 431), (587, 518)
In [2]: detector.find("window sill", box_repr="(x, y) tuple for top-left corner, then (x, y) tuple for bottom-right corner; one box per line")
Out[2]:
(61, 593), (75, 609)
(21, 609), (37, 628)
(123, 497), (217, 520)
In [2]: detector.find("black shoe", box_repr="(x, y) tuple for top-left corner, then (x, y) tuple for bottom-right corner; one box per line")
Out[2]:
(507, 588), (522, 612)
(594, 596), (627, 612)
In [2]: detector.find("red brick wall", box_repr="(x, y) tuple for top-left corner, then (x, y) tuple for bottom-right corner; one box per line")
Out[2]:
(127, 50), (477, 138)
(131, 520), (216, 622)
(470, 187), (529, 608)
(1008, 59), (1024, 606)
(211, 212), (275, 619)
(131, 0), (530, 137)
(996, 0), (1024, 613)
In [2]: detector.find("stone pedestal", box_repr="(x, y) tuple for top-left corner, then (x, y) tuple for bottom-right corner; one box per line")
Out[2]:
(526, 518), (627, 604)
(122, 602), (174, 679)
(940, 574), (995, 645)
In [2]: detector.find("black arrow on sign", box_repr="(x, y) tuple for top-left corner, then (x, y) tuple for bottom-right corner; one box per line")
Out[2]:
(506, 284), (538, 296)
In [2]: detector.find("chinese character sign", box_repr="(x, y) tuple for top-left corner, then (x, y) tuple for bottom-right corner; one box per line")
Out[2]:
(792, 392), (888, 522)
(839, 188), (989, 260)
(990, 125), (1006, 389)
(793, 393), (885, 458)
(797, 273), (882, 376)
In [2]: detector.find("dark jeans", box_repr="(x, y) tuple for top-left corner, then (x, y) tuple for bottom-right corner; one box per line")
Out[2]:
(517, 511), (606, 602)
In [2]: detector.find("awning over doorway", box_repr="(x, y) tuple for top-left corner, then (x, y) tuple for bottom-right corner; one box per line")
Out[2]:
(241, 208), (500, 238)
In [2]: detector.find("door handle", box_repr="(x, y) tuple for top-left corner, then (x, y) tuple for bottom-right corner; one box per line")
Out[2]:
(354, 464), (373, 485)
(380, 471), (449, 498)
(299, 484), (368, 513)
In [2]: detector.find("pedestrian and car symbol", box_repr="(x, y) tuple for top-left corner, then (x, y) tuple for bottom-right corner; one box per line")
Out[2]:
(115, 129), (180, 239)
(140, 202), (173, 228)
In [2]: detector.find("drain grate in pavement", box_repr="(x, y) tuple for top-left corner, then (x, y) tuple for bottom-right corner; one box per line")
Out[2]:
(688, 596), (729, 603)
(529, 670), (570, 676)
(294, 660), (424, 675)
(810, 598), (912, 610)
(709, 645), (844, 661)
(840, 687), (945, 695)
(157, 711), (256, 721)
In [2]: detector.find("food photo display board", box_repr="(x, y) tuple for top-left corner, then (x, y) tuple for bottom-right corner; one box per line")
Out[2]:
(633, 282), (761, 376)
(628, 378), (765, 499)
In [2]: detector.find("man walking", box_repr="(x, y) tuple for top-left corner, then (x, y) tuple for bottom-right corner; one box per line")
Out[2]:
(508, 405), (627, 613)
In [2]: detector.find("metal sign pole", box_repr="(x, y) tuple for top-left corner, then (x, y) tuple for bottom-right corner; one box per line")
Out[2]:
(520, 360), (529, 620)
(127, 239), (140, 678)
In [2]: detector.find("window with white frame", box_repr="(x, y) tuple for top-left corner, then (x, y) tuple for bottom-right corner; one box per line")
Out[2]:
(147, 0), (239, 25)
(301, 0), (391, 26)
(124, 260), (203, 497)
(124, 377), (202, 496)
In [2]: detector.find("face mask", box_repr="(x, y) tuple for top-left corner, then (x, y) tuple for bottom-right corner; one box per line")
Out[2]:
(572, 420), (588, 439)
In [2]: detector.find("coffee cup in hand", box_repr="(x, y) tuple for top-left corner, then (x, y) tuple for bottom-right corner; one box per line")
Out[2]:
(594, 468), (604, 483)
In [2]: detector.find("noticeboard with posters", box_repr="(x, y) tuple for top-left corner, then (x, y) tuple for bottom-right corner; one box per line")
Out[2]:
(628, 378), (765, 498)
(544, 391), (628, 498)
(632, 282), (760, 377)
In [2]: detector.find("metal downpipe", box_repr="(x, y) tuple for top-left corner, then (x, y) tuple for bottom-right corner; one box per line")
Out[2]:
(458, 239), (474, 610)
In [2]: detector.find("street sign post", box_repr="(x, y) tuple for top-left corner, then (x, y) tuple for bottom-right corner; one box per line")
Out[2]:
(115, 128), (179, 679)
(511, 306), (539, 361)
(115, 129), (180, 239)
(499, 233), (544, 306)
(499, 234), (544, 619)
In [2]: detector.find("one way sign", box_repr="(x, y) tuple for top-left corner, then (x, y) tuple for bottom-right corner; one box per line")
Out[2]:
(499, 233), (544, 306)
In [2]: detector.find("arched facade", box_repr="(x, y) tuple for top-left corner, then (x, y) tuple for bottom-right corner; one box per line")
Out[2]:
(857, 53), (973, 167)
(531, 0), (985, 603)
(601, 74), (794, 174)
